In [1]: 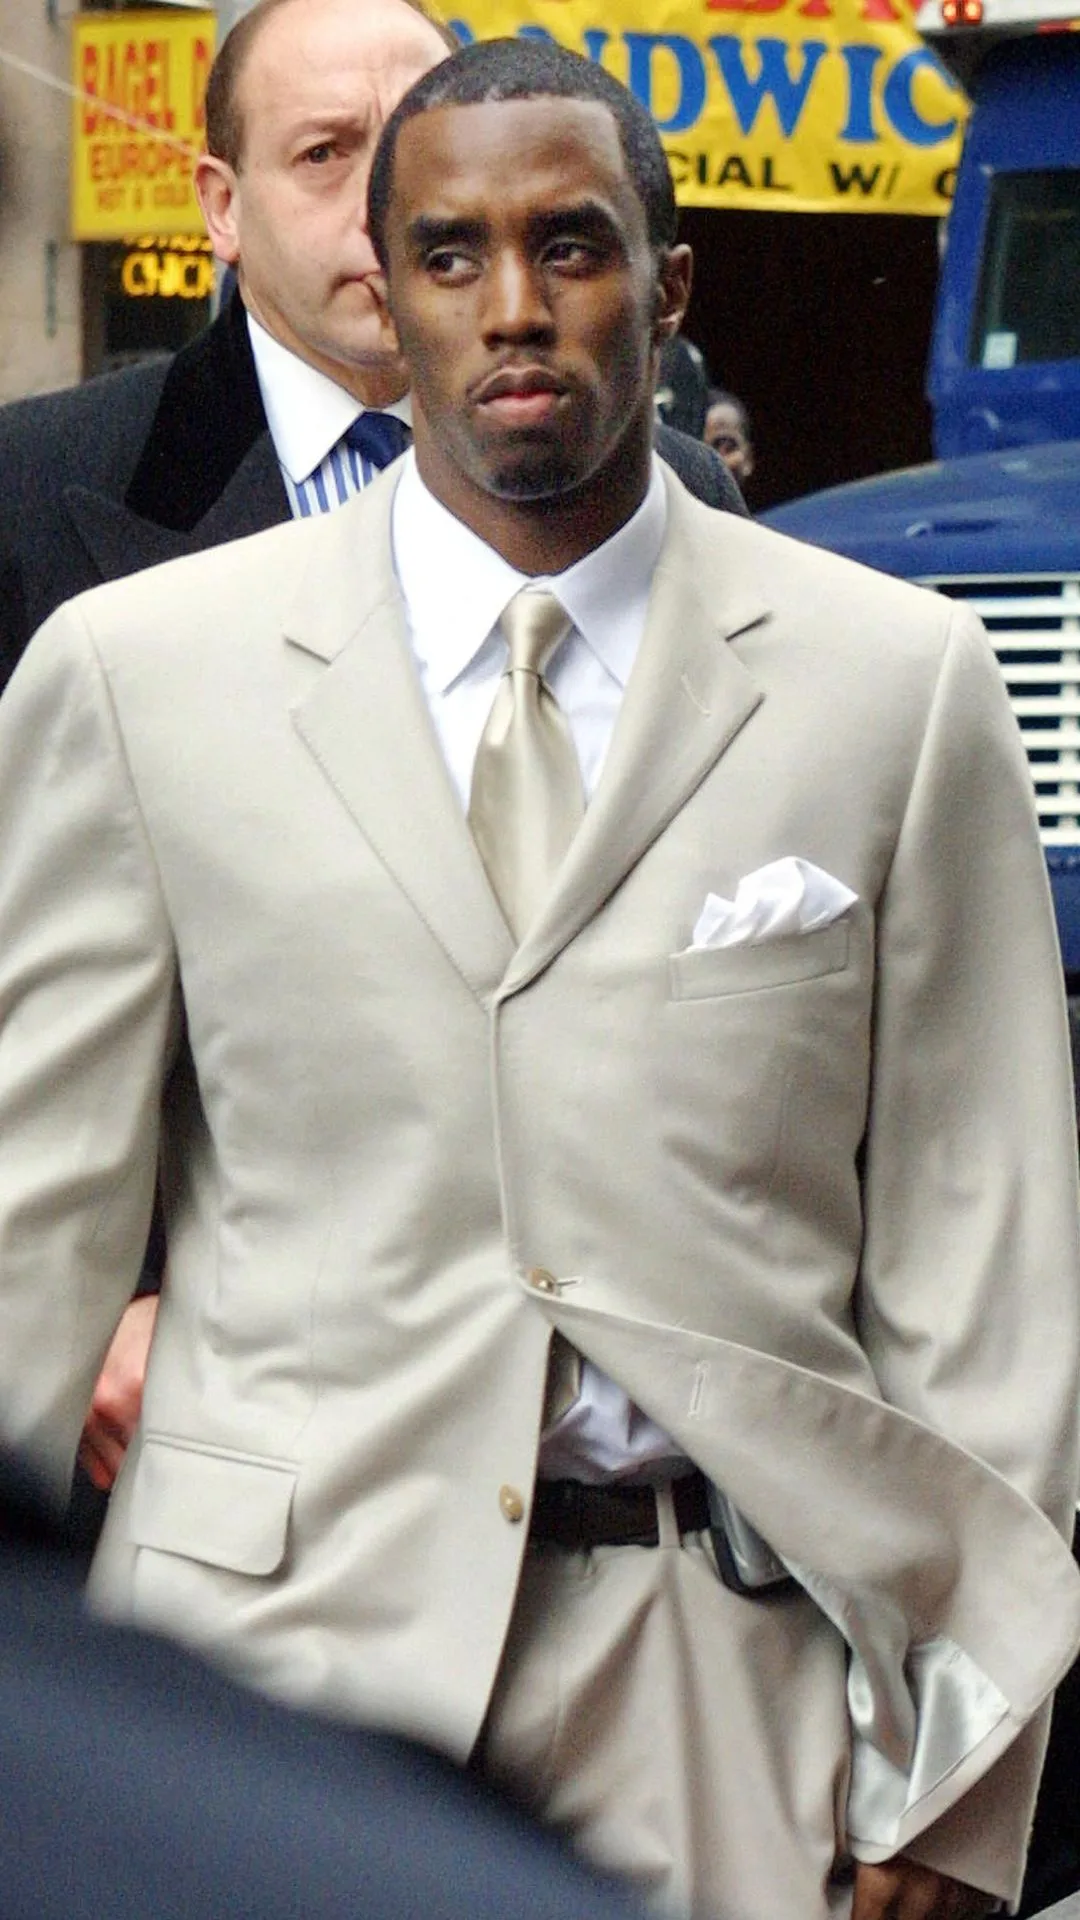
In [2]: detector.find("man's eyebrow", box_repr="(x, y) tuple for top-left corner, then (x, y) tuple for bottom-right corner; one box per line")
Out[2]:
(406, 215), (490, 255)
(287, 110), (370, 144)
(527, 201), (624, 247)
(405, 201), (627, 258)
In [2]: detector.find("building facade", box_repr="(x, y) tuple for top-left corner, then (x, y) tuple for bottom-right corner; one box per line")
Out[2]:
(0, 0), (225, 406)
(0, 4), (83, 402)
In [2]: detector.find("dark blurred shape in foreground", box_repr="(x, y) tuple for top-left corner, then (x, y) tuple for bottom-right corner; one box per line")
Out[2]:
(0, 1450), (647, 1920)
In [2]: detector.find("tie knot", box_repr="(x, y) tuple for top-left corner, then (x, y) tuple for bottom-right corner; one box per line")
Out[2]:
(343, 411), (411, 470)
(499, 589), (573, 679)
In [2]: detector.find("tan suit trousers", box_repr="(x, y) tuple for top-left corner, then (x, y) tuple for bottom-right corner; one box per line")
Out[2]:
(477, 1497), (853, 1920)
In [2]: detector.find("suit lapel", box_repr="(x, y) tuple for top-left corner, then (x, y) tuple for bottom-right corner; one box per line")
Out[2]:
(286, 478), (514, 1005)
(63, 436), (289, 585)
(183, 434), (290, 545)
(502, 473), (768, 995)
(63, 486), (199, 582)
(62, 291), (289, 587)
(124, 289), (273, 531)
(290, 470), (769, 1003)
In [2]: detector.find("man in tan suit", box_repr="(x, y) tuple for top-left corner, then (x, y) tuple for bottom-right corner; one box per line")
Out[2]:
(69, 0), (743, 1502)
(0, 36), (1078, 1920)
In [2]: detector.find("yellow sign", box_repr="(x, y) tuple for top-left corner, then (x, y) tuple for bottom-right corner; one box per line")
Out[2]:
(120, 236), (216, 301)
(448, 0), (968, 212)
(71, 11), (216, 241)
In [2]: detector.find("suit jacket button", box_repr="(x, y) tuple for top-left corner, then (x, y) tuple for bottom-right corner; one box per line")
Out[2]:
(499, 1485), (525, 1524)
(527, 1267), (558, 1293)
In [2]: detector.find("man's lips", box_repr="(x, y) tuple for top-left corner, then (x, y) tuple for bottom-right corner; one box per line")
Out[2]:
(471, 365), (567, 426)
(472, 365), (564, 402)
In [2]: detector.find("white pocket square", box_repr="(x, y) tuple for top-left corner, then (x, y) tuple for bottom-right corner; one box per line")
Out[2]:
(689, 857), (857, 951)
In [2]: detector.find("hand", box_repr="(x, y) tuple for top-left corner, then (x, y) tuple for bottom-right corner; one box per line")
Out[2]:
(852, 1859), (993, 1920)
(77, 1295), (159, 1491)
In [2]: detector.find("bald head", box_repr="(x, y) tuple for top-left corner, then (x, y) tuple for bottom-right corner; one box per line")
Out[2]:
(195, 0), (452, 405)
(206, 0), (456, 171)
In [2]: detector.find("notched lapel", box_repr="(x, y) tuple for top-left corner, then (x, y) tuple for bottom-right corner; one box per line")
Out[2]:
(63, 487), (195, 584)
(63, 295), (288, 591)
(503, 477), (769, 995)
(63, 436), (288, 591)
(287, 484), (514, 1006)
(183, 434), (289, 547)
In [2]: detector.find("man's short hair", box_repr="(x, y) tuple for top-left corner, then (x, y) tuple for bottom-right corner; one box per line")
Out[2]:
(367, 37), (678, 265)
(205, 0), (459, 172)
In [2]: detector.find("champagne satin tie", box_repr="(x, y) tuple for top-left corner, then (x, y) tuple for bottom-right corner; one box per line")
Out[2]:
(469, 588), (584, 1423)
(468, 589), (583, 942)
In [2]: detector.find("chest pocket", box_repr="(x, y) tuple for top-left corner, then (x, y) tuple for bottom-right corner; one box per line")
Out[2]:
(669, 918), (850, 1001)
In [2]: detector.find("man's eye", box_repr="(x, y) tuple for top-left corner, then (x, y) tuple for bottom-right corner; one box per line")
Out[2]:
(303, 142), (336, 164)
(543, 239), (598, 270)
(426, 249), (475, 278)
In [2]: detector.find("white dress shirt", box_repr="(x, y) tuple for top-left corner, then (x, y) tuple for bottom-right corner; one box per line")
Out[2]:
(392, 452), (688, 1484)
(247, 314), (411, 518)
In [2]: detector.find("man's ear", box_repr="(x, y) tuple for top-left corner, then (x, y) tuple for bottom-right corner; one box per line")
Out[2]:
(195, 153), (242, 267)
(653, 242), (693, 345)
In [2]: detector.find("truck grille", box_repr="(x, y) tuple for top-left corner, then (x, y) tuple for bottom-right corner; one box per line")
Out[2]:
(919, 573), (1080, 845)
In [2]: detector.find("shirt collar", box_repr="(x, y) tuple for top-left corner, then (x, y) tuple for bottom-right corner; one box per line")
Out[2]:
(391, 454), (667, 696)
(246, 312), (412, 484)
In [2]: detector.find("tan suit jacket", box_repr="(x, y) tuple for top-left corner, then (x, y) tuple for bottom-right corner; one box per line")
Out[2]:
(0, 467), (1078, 1906)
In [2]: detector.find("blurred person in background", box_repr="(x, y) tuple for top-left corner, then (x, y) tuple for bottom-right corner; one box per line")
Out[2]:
(654, 332), (709, 439)
(703, 390), (755, 493)
(0, 1446), (650, 1920)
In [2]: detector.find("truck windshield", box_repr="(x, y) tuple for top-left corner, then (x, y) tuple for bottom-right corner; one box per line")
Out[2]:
(970, 168), (1080, 368)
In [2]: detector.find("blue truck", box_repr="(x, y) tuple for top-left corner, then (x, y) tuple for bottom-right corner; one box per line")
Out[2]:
(764, 0), (1080, 978)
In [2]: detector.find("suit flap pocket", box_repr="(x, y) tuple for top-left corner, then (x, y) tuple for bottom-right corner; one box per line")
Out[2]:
(669, 919), (850, 1001)
(129, 1436), (296, 1575)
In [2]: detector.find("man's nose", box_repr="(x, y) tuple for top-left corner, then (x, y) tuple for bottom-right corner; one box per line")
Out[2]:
(353, 236), (382, 284)
(354, 208), (380, 274)
(481, 253), (554, 342)
(354, 158), (380, 265)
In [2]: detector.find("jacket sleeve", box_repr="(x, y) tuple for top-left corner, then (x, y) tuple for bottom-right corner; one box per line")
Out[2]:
(855, 603), (1080, 1903)
(0, 605), (180, 1492)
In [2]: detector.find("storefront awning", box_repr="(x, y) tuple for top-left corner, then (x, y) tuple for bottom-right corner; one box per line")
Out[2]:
(70, 9), (215, 241)
(447, 0), (968, 212)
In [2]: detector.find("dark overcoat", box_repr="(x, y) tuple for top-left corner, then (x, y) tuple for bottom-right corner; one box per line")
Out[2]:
(0, 290), (745, 693)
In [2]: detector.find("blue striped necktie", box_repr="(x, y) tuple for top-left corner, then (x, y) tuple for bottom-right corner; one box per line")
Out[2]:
(344, 411), (411, 470)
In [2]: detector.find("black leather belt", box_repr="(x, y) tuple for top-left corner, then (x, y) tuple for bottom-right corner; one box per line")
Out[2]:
(529, 1472), (711, 1549)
